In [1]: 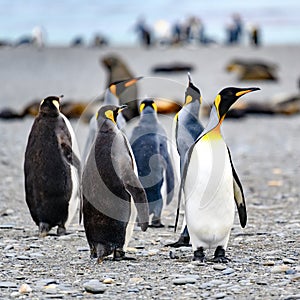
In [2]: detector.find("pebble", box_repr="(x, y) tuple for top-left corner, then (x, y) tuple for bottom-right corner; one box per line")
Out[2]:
(222, 268), (235, 275)
(283, 258), (296, 264)
(129, 277), (144, 284)
(213, 264), (227, 271)
(83, 279), (107, 294)
(263, 260), (275, 266)
(271, 265), (290, 273)
(103, 278), (114, 284)
(128, 287), (140, 293)
(19, 283), (32, 294)
(212, 292), (227, 299)
(43, 284), (58, 294)
(172, 277), (197, 285)
(17, 255), (31, 260)
(284, 295), (300, 300)
(0, 281), (17, 288)
(0, 224), (14, 229)
(77, 246), (90, 252)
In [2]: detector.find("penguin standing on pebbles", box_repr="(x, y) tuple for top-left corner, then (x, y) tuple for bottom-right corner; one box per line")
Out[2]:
(82, 105), (149, 263)
(24, 96), (81, 237)
(82, 78), (142, 164)
(167, 74), (204, 247)
(177, 87), (260, 262)
(130, 99), (175, 227)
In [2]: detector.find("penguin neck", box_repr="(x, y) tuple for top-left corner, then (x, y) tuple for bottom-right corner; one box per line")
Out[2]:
(98, 118), (117, 133)
(201, 106), (224, 141)
(183, 100), (200, 118)
(140, 111), (157, 122)
(39, 111), (60, 118)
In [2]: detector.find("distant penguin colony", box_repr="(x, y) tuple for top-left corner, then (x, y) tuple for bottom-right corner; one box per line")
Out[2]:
(23, 73), (260, 263)
(24, 96), (81, 237)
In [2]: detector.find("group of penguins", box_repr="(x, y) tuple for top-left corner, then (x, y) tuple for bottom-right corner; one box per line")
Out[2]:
(24, 74), (260, 263)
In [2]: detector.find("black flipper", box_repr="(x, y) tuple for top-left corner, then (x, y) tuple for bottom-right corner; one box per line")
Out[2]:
(122, 135), (149, 231)
(160, 139), (175, 205)
(227, 146), (247, 228)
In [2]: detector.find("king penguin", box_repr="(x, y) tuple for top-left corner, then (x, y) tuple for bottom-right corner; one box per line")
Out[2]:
(82, 105), (149, 262)
(24, 96), (81, 237)
(167, 74), (204, 247)
(177, 87), (260, 262)
(82, 77), (142, 164)
(130, 99), (175, 227)
(101, 55), (139, 121)
(176, 73), (204, 173)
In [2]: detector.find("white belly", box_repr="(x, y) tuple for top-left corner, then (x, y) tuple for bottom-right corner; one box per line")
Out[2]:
(184, 138), (235, 251)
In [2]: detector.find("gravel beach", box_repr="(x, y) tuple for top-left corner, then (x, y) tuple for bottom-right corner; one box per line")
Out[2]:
(0, 46), (299, 299)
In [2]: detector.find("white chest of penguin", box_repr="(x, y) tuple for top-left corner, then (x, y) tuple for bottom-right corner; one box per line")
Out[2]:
(184, 134), (235, 251)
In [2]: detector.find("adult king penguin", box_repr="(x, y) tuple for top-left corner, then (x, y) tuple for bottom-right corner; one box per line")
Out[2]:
(24, 96), (81, 237)
(168, 74), (204, 247)
(82, 77), (141, 164)
(82, 105), (149, 263)
(130, 99), (175, 227)
(177, 87), (260, 262)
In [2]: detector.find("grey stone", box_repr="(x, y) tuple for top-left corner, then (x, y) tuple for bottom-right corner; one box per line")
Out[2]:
(222, 268), (235, 275)
(83, 279), (107, 294)
(0, 281), (17, 288)
(173, 277), (197, 285)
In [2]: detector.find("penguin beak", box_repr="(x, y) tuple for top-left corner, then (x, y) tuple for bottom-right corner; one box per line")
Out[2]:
(124, 76), (143, 88)
(118, 105), (127, 113)
(235, 87), (260, 97)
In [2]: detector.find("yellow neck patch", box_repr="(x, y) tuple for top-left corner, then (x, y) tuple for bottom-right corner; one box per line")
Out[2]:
(202, 122), (222, 141)
(105, 110), (116, 124)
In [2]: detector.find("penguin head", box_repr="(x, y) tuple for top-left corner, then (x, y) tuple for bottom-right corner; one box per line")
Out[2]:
(215, 87), (260, 119)
(184, 73), (202, 105)
(39, 95), (63, 117)
(96, 104), (127, 125)
(108, 77), (143, 99)
(139, 99), (157, 115)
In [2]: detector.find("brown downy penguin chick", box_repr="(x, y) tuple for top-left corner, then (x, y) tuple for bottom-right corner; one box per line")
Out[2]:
(82, 105), (149, 263)
(24, 96), (81, 237)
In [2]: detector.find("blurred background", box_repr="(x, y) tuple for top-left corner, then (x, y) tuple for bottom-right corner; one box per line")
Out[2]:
(1, 0), (300, 47)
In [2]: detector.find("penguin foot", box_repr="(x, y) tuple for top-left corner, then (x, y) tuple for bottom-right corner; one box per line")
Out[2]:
(165, 235), (191, 248)
(57, 226), (66, 236)
(39, 222), (50, 237)
(192, 247), (206, 262)
(149, 219), (165, 228)
(212, 246), (230, 263)
(113, 248), (136, 261)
